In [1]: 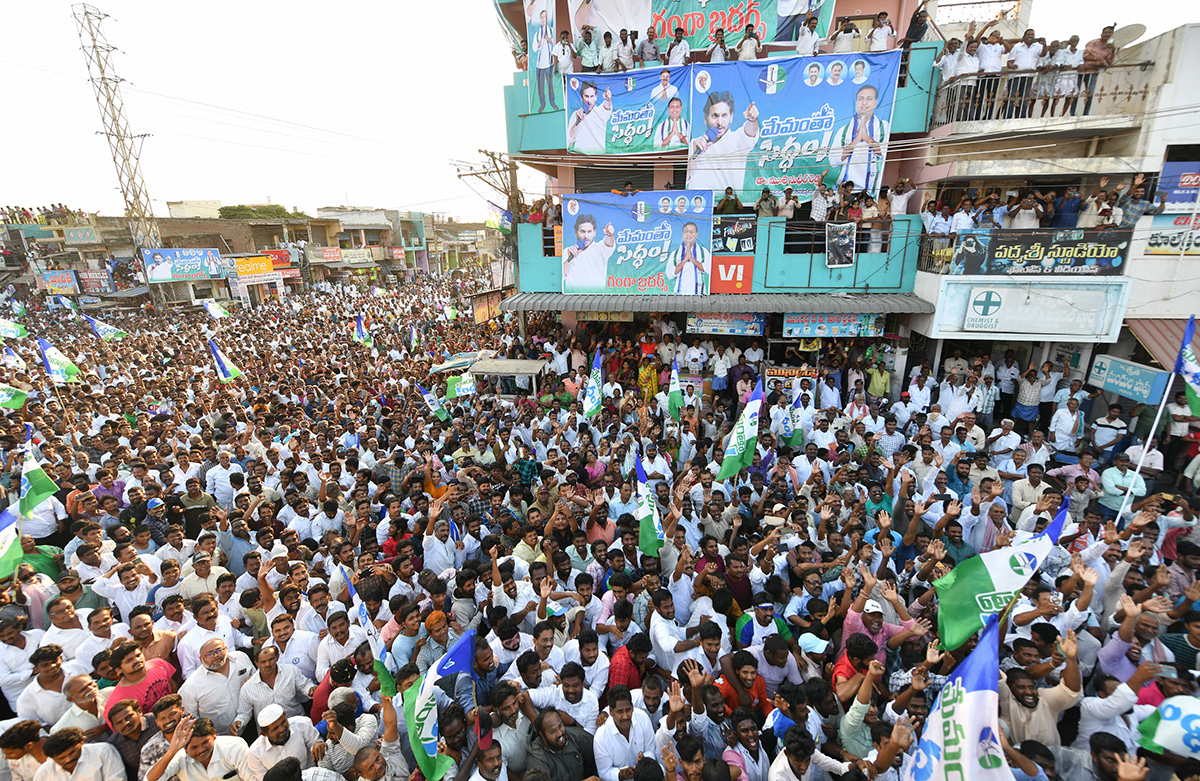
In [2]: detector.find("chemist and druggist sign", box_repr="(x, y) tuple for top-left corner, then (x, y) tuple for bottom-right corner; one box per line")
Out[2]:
(565, 65), (692, 154)
(560, 189), (713, 294)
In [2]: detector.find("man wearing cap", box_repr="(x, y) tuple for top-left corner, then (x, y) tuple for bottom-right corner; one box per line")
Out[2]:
(179, 550), (229, 602)
(246, 703), (320, 780)
(844, 568), (921, 664)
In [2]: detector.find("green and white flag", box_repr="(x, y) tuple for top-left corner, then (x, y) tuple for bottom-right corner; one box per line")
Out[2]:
(37, 338), (80, 384)
(1138, 696), (1200, 756)
(635, 453), (666, 557)
(11, 303), (25, 318)
(0, 384), (28, 409)
(404, 630), (476, 781)
(82, 314), (128, 341)
(203, 301), (230, 320)
(19, 424), (59, 520)
(782, 382), (806, 447)
(582, 349), (603, 420)
(0, 319), (27, 338)
(1175, 316), (1200, 417)
(208, 339), (243, 383)
(417, 383), (450, 422)
(667, 356), (684, 422)
(353, 314), (372, 346)
(717, 379), (763, 481)
(934, 504), (1068, 650)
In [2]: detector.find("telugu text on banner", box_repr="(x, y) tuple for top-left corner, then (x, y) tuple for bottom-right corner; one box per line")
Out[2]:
(565, 65), (692, 154)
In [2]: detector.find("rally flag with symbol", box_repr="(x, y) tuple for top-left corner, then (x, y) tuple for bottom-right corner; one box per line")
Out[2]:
(37, 338), (80, 384)
(782, 382), (806, 447)
(0, 384), (28, 409)
(933, 499), (1068, 650)
(635, 452), (666, 557)
(11, 303), (25, 318)
(208, 339), (243, 383)
(417, 383), (450, 422)
(717, 378), (763, 481)
(1138, 696), (1200, 756)
(0, 319), (27, 338)
(0, 505), (20, 578)
(583, 348), (603, 420)
(56, 296), (78, 313)
(203, 301), (230, 319)
(81, 314), (128, 341)
(404, 629), (477, 781)
(667, 356), (684, 422)
(905, 614), (1010, 781)
(19, 424), (59, 520)
(456, 372), (476, 398)
(1175, 315), (1200, 417)
(339, 564), (396, 695)
(410, 325), (419, 351)
(485, 201), (513, 235)
(4, 348), (25, 370)
(353, 314), (372, 346)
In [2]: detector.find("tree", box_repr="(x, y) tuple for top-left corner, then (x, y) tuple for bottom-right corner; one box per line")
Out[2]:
(218, 205), (311, 219)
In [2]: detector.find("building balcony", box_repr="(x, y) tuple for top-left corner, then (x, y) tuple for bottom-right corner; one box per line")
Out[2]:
(931, 62), (1153, 135)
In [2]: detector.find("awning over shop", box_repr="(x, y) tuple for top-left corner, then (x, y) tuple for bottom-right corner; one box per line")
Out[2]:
(102, 286), (149, 298)
(499, 292), (934, 314)
(1128, 318), (1188, 369)
(469, 358), (548, 376)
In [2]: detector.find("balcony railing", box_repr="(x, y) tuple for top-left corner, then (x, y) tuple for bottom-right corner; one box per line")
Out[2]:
(931, 63), (1152, 127)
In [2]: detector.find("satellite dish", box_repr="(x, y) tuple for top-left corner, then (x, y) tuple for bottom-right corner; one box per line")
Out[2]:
(1110, 23), (1146, 50)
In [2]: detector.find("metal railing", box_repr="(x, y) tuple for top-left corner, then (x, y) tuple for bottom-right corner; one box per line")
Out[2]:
(932, 63), (1152, 127)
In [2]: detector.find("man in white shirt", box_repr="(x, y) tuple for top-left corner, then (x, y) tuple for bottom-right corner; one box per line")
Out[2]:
(245, 704), (320, 780)
(593, 685), (658, 781)
(551, 31), (575, 75)
(146, 714), (254, 781)
(866, 14), (894, 51)
(524, 662), (601, 733)
(1049, 398), (1083, 458)
(795, 16), (822, 56)
(829, 20), (860, 53)
(178, 638), (253, 735)
(667, 27), (691, 66)
(204, 451), (244, 510)
(35, 730), (124, 781)
(562, 214), (616, 293)
(648, 591), (698, 677)
(687, 92), (759, 193)
(1005, 29), (1044, 119)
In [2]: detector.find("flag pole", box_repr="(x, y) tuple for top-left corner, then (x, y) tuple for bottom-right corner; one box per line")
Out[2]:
(1116, 370), (1177, 522)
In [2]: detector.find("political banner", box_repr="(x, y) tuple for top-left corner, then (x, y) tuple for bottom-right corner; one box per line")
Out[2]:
(560, 189), (714, 294)
(76, 269), (114, 294)
(565, 65), (692, 154)
(783, 313), (885, 339)
(41, 271), (79, 296)
(945, 228), (1133, 275)
(526, 0), (562, 114)
(567, 0), (836, 52)
(687, 51), (902, 201)
(141, 248), (225, 283)
(826, 222), (856, 268)
(1146, 214), (1200, 256)
(1159, 161), (1200, 214)
(712, 215), (757, 253)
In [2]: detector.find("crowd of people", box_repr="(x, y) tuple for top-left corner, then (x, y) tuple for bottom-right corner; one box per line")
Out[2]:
(1, 207), (88, 227)
(0, 263), (1197, 781)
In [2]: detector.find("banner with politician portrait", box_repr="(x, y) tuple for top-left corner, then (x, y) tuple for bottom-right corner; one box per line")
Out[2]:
(565, 65), (692, 154)
(686, 51), (902, 201)
(526, 0), (562, 114)
(560, 189), (714, 295)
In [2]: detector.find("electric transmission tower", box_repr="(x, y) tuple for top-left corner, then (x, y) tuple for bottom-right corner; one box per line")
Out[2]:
(73, 3), (162, 251)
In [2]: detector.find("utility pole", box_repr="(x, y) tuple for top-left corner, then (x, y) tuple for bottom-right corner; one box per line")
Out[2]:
(456, 150), (527, 339)
(73, 4), (165, 299)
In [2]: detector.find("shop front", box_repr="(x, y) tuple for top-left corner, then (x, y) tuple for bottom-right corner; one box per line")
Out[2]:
(229, 255), (285, 306)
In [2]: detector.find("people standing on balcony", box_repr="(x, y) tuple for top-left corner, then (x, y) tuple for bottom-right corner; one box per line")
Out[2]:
(707, 28), (731, 63)
(1051, 36), (1085, 117)
(1076, 178), (1111, 228)
(974, 194), (1002, 230)
(598, 32), (618, 73)
(735, 25), (762, 61)
(637, 26), (662, 66)
(866, 13), (895, 52)
(715, 188), (744, 215)
(899, 0), (932, 48)
(778, 188), (800, 220)
(614, 29), (635, 72)
(829, 20), (860, 54)
(1008, 194), (1043, 231)
(935, 38), (962, 82)
(1081, 25), (1117, 114)
(1053, 188), (1083, 229)
(862, 195), (884, 253)
(950, 201), (976, 235)
(667, 27), (691, 66)
(951, 39), (982, 121)
(795, 16), (822, 56)
(1034, 191), (1057, 228)
(1005, 29), (1045, 119)
(576, 29), (601, 73)
(973, 23), (1010, 120)
(1115, 173), (1167, 229)
(1032, 40), (1060, 118)
(1098, 192), (1124, 229)
(810, 182), (835, 222)
(755, 190), (777, 219)
(552, 30), (576, 76)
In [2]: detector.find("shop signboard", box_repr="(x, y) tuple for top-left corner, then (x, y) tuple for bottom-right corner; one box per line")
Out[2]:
(577, 312), (634, 322)
(341, 248), (374, 264)
(764, 365), (821, 391)
(560, 189), (714, 294)
(782, 313), (885, 339)
(76, 268), (113, 294)
(141, 248), (225, 282)
(262, 249), (294, 267)
(685, 312), (764, 336)
(1087, 355), (1170, 405)
(235, 256), (274, 277)
(63, 226), (99, 245)
(712, 216), (756, 254)
(947, 228), (1132, 275)
(41, 271), (78, 296)
(930, 278), (1130, 343)
(710, 255), (754, 294)
(1160, 161), (1200, 214)
(1145, 214), (1200, 256)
